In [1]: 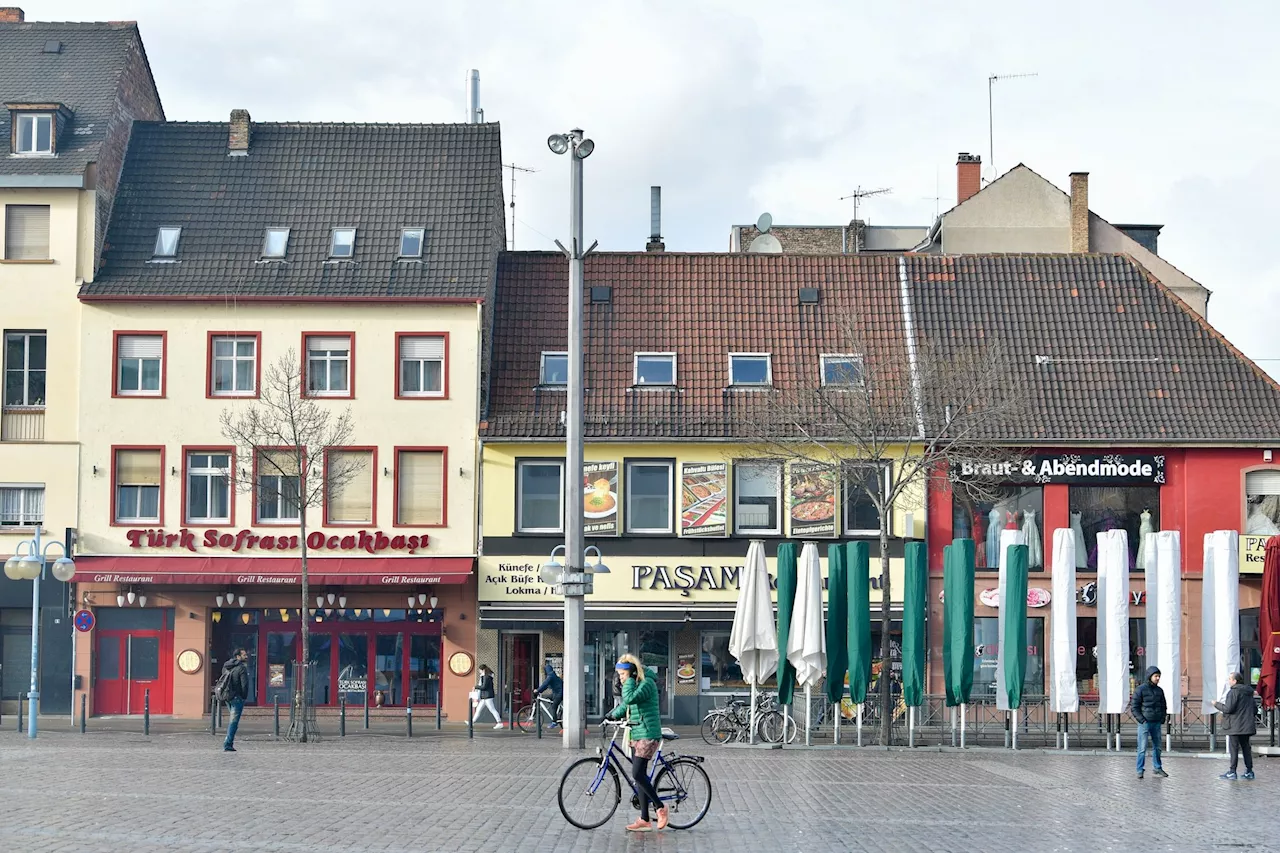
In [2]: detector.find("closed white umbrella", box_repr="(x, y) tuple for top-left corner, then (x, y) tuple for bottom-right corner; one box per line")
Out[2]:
(1050, 529), (1079, 729)
(1148, 530), (1181, 750)
(729, 539), (778, 744)
(1097, 529), (1131, 749)
(787, 541), (828, 745)
(1201, 530), (1240, 719)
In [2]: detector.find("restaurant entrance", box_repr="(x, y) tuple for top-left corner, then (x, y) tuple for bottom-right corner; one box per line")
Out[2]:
(92, 608), (174, 716)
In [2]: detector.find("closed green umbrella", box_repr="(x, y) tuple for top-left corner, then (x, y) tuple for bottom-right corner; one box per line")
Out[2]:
(775, 541), (799, 706)
(825, 543), (849, 706)
(901, 541), (927, 708)
(1001, 543), (1029, 715)
(943, 538), (976, 707)
(846, 541), (871, 703)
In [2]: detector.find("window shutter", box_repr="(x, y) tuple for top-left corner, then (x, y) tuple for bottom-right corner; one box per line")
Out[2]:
(4, 205), (50, 260)
(329, 450), (373, 522)
(261, 449), (301, 477)
(117, 449), (161, 485)
(307, 336), (349, 353)
(118, 336), (163, 359)
(1246, 470), (1280, 496)
(399, 336), (445, 360)
(398, 451), (444, 525)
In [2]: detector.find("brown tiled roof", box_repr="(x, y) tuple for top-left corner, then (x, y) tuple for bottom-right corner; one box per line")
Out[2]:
(482, 251), (1280, 443)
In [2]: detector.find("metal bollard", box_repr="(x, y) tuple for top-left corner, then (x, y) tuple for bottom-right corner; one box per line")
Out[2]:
(217, 699), (223, 729)
(1003, 712), (1010, 749)
(340, 695), (346, 737)
(17, 696), (22, 732)
(1165, 713), (1172, 752)
(436, 693), (442, 730)
(144, 689), (150, 736)
(363, 690), (369, 730)
(273, 697), (280, 740)
(210, 695), (217, 736)
(80, 693), (87, 735)
(406, 700), (413, 738)
(537, 701), (542, 739)
(468, 698), (474, 739)
(1209, 714), (1217, 752)
(1105, 713), (1113, 751)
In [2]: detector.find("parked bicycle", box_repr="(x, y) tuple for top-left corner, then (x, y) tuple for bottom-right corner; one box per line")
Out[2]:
(700, 693), (786, 745)
(515, 693), (561, 733)
(558, 720), (713, 830)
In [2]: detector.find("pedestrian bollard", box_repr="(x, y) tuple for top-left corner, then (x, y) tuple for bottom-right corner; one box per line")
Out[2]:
(217, 698), (223, 729)
(1209, 714), (1217, 752)
(144, 689), (151, 736)
(1003, 712), (1010, 749)
(363, 690), (369, 730)
(406, 700), (413, 738)
(17, 695), (23, 731)
(210, 695), (217, 736)
(435, 695), (442, 731)
(339, 695), (346, 737)
(273, 697), (280, 739)
(1113, 714), (1122, 751)
(1104, 713), (1112, 751)
(468, 698), (474, 739)
(1164, 713), (1172, 752)
(537, 702), (542, 739)
(80, 693), (87, 735)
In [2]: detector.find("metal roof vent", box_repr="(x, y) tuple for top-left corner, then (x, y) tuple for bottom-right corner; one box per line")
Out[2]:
(798, 287), (819, 304)
(590, 285), (612, 303)
(43, 40), (63, 54)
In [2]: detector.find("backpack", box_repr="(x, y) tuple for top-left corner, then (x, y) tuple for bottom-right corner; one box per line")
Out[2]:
(214, 664), (236, 702)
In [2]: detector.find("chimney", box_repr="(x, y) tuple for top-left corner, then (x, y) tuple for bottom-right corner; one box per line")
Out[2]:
(956, 152), (982, 204)
(0, 8), (24, 22)
(466, 70), (483, 124)
(646, 186), (665, 252)
(1069, 171), (1089, 252)
(228, 109), (250, 155)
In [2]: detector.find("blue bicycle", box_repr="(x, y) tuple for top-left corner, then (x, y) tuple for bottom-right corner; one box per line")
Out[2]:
(557, 720), (713, 830)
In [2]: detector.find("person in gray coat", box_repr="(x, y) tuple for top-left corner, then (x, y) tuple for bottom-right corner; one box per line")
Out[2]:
(1213, 672), (1257, 780)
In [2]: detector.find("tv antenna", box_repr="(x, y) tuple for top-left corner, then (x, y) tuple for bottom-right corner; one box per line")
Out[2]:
(988, 72), (1037, 182)
(922, 167), (950, 219)
(504, 162), (538, 249)
(839, 186), (892, 223)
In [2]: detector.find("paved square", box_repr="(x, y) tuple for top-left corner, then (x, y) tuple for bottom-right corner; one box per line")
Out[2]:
(0, 726), (1275, 852)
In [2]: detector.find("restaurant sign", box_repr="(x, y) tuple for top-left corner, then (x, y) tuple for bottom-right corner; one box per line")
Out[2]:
(1241, 534), (1268, 576)
(953, 453), (1165, 486)
(126, 527), (431, 555)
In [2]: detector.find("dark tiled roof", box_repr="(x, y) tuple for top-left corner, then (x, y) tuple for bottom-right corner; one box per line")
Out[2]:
(84, 121), (505, 299)
(483, 252), (1280, 444)
(0, 21), (149, 177)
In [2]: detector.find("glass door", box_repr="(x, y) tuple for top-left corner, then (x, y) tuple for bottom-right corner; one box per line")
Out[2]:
(126, 634), (161, 715)
(337, 634), (369, 705)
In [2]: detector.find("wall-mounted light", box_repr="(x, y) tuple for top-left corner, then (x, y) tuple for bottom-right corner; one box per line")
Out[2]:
(384, 467), (391, 476)
(138, 595), (148, 607)
(171, 466), (178, 477)
(116, 594), (125, 607)
(212, 610), (222, 623)
(406, 596), (415, 609)
(126, 590), (136, 605)
(338, 595), (347, 608)
(327, 592), (336, 605)
(92, 465), (99, 476)
(237, 595), (246, 608)
(315, 595), (324, 608)
(429, 595), (438, 610)
(215, 594), (224, 607)
(240, 612), (251, 624)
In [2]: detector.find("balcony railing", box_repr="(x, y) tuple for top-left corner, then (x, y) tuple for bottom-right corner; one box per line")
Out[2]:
(1, 407), (45, 441)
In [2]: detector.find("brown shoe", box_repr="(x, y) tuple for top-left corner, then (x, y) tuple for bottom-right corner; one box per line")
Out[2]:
(625, 819), (651, 832)
(656, 807), (670, 830)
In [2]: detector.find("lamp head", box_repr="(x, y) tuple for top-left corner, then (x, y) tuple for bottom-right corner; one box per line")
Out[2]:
(20, 553), (42, 580)
(547, 134), (569, 155)
(540, 555), (564, 586)
(51, 555), (76, 583)
(4, 555), (24, 581)
(575, 138), (595, 159)
(429, 595), (439, 610)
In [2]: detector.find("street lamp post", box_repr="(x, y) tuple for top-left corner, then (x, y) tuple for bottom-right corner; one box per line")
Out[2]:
(547, 127), (597, 750)
(541, 545), (610, 750)
(4, 527), (75, 739)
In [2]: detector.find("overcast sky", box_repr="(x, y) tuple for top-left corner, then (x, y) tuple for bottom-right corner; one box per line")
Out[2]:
(28, 0), (1280, 377)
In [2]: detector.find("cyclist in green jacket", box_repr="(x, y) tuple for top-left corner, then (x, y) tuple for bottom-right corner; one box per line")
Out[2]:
(608, 653), (667, 832)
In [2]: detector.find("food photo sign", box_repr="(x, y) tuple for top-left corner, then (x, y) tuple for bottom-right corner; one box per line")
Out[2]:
(583, 461), (618, 536)
(681, 462), (727, 537)
(789, 462), (838, 537)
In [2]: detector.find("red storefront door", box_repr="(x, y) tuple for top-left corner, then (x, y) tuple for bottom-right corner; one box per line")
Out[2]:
(93, 609), (174, 716)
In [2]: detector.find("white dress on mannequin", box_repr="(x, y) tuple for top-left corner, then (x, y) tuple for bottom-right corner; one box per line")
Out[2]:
(1022, 509), (1043, 569)
(1135, 509), (1155, 571)
(1070, 511), (1087, 569)
(986, 507), (1003, 570)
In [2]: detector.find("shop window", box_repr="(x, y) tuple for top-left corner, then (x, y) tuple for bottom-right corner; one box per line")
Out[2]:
(256, 449), (301, 523)
(1070, 486), (1160, 571)
(114, 448), (161, 523)
(953, 484), (1045, 571)
(209, 335), (258, 397)
(4, 204), (50, 259)
(844, 463), (889, 535)
(4, 331), (46, 408)
(1075, 616), (1149, 699)
(0, 484), (43, 526)
(326, 449), (374, 524)
(395, 448), (445, 525)
(973, 617), (1045, 698)
(409, 634), (441, 705)
(114, 333), (164, 396)
(701, 631), (773, 690)
(305, 334), (352, 397)
(1245, 470), (1280, 535)
(517, 459), (563, 533)
(397, 334), (446, 398)
(734, 460), (781, 535)
(186, 451), (232, 524)
(626, 460), (673, 534)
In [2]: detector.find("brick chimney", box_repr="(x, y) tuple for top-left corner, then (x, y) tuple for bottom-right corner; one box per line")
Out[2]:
(0, 8), (25, 22)
(956, 152), (982, 204)
(228, 109), (250, 155)
(1069, 171), (1089, 252)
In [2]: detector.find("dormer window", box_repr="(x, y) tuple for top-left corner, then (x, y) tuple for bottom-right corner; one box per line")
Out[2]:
(153, 227), (181, 258)
(15, 114), (53, 155)
(329, 228), (356, 259)
(262, 228), (289, 258)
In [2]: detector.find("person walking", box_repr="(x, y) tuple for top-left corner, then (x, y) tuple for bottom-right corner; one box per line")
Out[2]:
(534, 660), (563, 729)
(1213, 672), (1257, 780)
(472, 664), (504, 729)
(607, 653), (667, 832)
(1130, 665), (1168, 779)
(219, 648), (251, 752)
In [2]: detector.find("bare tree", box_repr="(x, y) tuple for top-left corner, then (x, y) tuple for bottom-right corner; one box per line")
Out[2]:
(738, 317), (1028, 745)
(220, 348), (365, 742)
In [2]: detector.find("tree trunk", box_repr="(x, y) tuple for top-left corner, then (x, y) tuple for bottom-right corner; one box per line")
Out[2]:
(297, 510), (310, 742)
(878, 522), (892, 746)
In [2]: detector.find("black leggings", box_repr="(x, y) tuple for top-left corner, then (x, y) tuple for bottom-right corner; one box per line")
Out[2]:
(632, 754), (662, 820)
(1229, 735), (1253, 773)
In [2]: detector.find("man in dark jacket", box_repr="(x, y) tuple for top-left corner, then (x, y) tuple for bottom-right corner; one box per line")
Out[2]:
(1131, 665), (1168, 779)
(534, 660), (563, 728)
(1213, 672), (1257, 780)
(221, 648), (251, 752)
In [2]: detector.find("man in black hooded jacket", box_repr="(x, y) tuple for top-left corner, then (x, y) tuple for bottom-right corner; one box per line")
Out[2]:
(1131, 665), (1168, 779)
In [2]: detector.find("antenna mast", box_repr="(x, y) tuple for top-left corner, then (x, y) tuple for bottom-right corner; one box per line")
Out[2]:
(838, 186), (892, 223)
(503, 162), (537, 249)
(987, 72), (1038, 182)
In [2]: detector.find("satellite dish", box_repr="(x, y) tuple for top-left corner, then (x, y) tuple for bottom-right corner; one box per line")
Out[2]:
(756, 212), (773, 233)
(747, 233), (782, 254)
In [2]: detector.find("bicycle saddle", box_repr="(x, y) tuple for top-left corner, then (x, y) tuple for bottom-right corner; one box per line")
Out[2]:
(661, 727), (680, 741)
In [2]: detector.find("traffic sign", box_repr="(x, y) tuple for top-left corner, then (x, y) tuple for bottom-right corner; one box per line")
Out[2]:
(74, 609), (95, 633)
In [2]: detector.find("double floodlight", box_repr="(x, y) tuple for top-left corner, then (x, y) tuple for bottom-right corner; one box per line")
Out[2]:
(547, 132), (595, 159)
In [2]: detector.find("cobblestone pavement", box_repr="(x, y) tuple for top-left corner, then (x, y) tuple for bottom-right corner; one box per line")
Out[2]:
(0, 727), (1276, 852)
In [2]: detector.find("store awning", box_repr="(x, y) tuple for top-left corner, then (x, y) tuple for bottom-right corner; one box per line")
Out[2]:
(72, 555), (474, 586)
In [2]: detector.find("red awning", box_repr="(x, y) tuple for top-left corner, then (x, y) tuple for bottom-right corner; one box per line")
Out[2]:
(71, 555), (474, 586)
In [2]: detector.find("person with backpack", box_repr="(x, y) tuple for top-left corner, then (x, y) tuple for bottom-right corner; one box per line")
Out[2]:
(1213, 672), (1257, 780)
(1131, 665), (1168, 779)
(217, 648), (251, 752)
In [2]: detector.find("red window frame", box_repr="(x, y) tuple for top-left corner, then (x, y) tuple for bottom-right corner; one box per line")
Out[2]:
(300, 331), (355, 399)
(392, 445), (448, 528)
(393, 331), (451, 400)
(109, 444), (166, 527)
(253, 445), (305, 526)
(205, 331), (263, 399)
(181, 444), (237, 528)
(111, 330), (168, 399)
(323, 446), (378, 527)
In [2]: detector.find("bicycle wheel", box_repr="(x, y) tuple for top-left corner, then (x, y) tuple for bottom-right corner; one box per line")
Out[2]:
(558, 758), (621, 830)
(780, 710), (799, 744)
(700, 714), (722, 745)
(757, 710), (784, 744)
(654, 758), (713, 829)
(514, 704), (536, 733)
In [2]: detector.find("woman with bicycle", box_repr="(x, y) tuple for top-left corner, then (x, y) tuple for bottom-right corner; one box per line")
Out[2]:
(607, 654), (667, 832)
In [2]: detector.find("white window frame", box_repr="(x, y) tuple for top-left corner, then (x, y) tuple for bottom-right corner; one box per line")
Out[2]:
(15, 113), (53, 155)
(262, 228), (290, 258)
(256, 452), (301, 524)
(0, 484), (44, 527)
(633, 352), (677, 386)
(305, 335), (351, 397)
(210, 335), (257, 397)
(153, 227), (181, 258)
(625, 460), (674, 534)
(734, 460), (782, 535)
(729, 353), (773, 387)
(116, 335), (163, 396)
(185, 451), (231, 524)
(540, 352), (567, 387)
(398, 335), (446, 398)
(844, 462), (891, 536)
(399, 228), (425, 258)
(516, 459), (565, 533)
(820, 353), (865, 387)
(329, 228), (356, 258)
(4, 331), (46, 408)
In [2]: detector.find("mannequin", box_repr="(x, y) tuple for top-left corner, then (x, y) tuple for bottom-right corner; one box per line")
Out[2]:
(1022, 508), (1043, 569)
(1070, 510), (1087, 569)
(986, 505), (1002, 571)
(1135, 509), (1155, 571)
